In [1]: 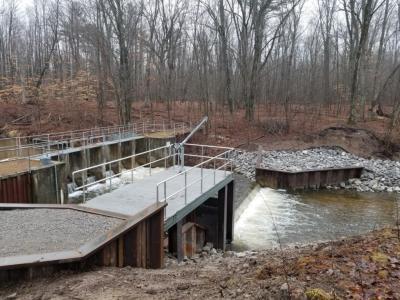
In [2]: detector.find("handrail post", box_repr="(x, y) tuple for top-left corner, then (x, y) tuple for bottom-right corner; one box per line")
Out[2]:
(149, 150), (152, 175)
(173, 146), (176, 167)
(230, 150), (233, 172)
(201, 164), (203, 193)
(224, 152), (227, 177)
(164, 145), (167, 169)
(184, 172), (187, 204)
(164, 181), (167, 202)
(213, 159), (216, 185)
(109, 162), (112, 191)
(131, 163), (134, 183)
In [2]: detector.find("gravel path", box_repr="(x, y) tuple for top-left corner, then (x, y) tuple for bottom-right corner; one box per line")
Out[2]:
(0, 209), (122, 257)
(233, 147), (400, 193)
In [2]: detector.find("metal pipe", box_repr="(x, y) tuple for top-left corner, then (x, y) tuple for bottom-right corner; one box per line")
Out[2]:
(54, 164), (59, 204)
(164, 181), (167, 202)
(184, 172), (187, 204)
(109, 163), (112, 192)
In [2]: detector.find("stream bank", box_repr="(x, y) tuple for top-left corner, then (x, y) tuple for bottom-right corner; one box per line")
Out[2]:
(1, 228), (399, 299)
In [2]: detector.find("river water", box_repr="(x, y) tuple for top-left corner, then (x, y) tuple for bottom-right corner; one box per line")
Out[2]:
(234, 188), (399, 250)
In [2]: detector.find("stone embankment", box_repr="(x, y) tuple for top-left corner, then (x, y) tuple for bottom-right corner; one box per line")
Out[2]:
(233, 147), (400, 193)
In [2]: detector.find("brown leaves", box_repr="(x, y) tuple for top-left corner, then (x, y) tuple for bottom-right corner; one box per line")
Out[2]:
(255, 228), (400, 299)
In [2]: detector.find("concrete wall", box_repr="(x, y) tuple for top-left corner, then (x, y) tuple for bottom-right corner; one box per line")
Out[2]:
(0, 161), (66, 204)
(0, 136), (177, 204)
(30, 162), (67, 204)
(136, 137), (175, 167)
(51, 139), (137, 183)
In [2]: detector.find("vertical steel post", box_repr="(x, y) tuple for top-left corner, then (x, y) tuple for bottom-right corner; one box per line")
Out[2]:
(184, 172), (187, 204)
(214, 159), (216, 185)
(201, 164), (203, 193)
(28, 147), (31, 172)
(230, 151), (233, 172)
(164, 181), (167, 202)
(164, 145), (167, 169)
(224, 152), (227, 177)
(54, 165), (59, 204)
(149, 150), (152, 175)
(173, 146), (176, 167)
(109, 162), (112, 191)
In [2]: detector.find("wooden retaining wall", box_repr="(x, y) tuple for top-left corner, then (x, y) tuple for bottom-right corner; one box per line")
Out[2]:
(0, 173), (32, 203)
(255, 166), (364, 190)
(0, 202), (166, 282)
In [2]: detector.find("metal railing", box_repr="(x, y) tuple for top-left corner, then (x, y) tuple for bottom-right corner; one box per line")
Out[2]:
(0, 121), (190, 154)
(72, 143), (176, 202)
(0, 121), (190, 174)
(70, 143), (234, 204)
(156, 144), (234, 204)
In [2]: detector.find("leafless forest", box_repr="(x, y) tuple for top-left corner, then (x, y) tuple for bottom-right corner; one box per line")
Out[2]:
(1, 0), (400, 132)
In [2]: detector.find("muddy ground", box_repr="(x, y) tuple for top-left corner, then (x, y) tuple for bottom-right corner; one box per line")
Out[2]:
(1, 228), (399, 299)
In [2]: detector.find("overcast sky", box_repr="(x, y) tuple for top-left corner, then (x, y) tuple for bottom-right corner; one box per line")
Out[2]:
(12, 0), (320, 31)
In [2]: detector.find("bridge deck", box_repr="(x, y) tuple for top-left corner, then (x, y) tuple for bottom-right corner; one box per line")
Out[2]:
(83, 166), (233, 229)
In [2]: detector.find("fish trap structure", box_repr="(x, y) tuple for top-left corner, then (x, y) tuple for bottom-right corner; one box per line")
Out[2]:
(0, 117), (236, 281)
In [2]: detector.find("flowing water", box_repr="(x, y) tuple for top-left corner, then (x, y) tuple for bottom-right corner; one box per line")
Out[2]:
(234, 188), (399, 250)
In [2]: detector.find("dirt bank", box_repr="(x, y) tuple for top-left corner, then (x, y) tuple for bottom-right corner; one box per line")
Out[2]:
(2, 99), (399, 160)
(246, 126), (400, 160)
(1, 228), (399, 299)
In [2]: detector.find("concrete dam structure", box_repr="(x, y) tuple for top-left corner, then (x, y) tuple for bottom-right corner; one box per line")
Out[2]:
(0, 121), (189, 204)
(0, 121), (236, 281)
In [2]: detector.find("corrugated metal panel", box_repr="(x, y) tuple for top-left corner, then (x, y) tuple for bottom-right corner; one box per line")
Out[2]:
(0, 173), (32, 203)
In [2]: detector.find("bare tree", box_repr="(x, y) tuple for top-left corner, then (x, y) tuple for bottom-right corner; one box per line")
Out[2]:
(344, 0), (381, 124)
(318, 0), (336, 103)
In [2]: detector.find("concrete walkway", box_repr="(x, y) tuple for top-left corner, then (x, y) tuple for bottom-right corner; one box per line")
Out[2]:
(83, 166), (231, 221)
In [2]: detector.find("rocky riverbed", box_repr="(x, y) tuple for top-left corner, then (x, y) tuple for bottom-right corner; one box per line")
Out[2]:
(233, 147), (400, 193)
